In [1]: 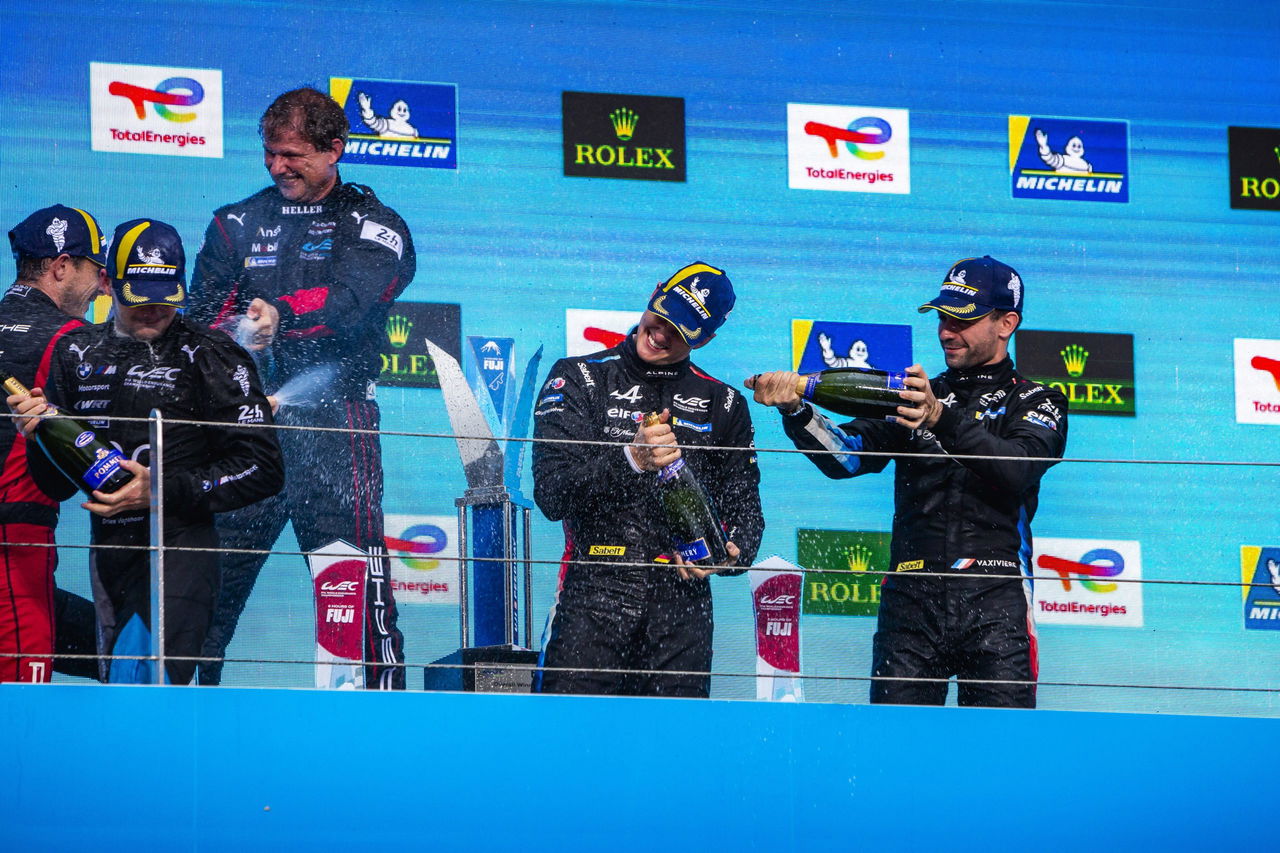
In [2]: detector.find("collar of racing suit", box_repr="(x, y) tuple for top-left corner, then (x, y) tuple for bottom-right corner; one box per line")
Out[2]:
(619, 329), (691, 383)
(938, 356), (1015, 396)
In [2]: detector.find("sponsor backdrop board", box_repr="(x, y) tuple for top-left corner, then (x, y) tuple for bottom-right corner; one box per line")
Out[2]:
(1015, 330), (1137, 416)
(2, 0), (1278, 717)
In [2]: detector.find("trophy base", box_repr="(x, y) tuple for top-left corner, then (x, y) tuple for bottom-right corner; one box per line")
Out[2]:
(423, 644), (539, 693)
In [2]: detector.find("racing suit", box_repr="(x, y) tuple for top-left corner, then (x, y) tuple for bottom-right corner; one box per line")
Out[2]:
(28, 315), (283, 684)
(0, 284), (83, 682)
(782, 357), (1067, 707)
(532, 333), (764, 697)
(189, 178), (415, 689)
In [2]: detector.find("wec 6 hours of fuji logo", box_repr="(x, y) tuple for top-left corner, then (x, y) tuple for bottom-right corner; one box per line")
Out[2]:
(90, 62), (223, 158)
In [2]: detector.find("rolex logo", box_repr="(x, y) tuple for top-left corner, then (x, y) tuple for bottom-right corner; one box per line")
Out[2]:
(1061, 344), (1089, 377)
(609, 107), (638, 141)
(846, 544), (873, 573)
(386, 314), (413, 348)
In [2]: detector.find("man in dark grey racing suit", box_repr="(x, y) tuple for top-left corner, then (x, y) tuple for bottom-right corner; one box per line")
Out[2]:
(189, 87), (414, 688)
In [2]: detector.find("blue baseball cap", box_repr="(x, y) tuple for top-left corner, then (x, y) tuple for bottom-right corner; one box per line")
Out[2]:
(107, 219), (187, 308)
(8, 204), (106, 266)
(919, 255), (1023, 320)
(647, 261), (735, 345)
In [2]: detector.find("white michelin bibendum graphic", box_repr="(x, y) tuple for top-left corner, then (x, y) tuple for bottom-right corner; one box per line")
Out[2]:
(1035, 128), (1092, 174)
(46, 218), (68, 252)
(357, 91), (418, 139)
(819, 333), (872, 369)
(137, 245), (164, 265)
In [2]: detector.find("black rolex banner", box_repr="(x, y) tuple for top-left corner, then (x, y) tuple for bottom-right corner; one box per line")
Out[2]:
(1228, 126), (1280, 212)
(1015, 330), (1136, 416)
(562, 91), (686, 182)
(378, 302), (462, 388)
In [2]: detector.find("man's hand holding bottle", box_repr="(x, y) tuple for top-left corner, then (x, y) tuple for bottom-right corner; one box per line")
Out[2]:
(745, 372), (803, 414)
(626, 407), (680, 471)
(6, 385), (50, 436)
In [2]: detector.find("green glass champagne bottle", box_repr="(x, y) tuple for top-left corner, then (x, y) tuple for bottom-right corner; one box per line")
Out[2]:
(645, 412), (729, 565)
(2, 373), (134, 496)
(794, 368), (908, 419)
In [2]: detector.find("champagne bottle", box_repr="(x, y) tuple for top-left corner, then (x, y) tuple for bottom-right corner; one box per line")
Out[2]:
(794, 368), (907, 420)
(644, 412), (729, 566)
(2, 373), (134, 496)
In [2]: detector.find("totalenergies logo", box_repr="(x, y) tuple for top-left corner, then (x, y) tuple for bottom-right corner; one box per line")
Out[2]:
(1252, 355), (1280, 392)
(386, 523), (448, 570)
(1037, 548), (1124, 592)
(108, 77), (204, 123)
(804, 116), (892, 160)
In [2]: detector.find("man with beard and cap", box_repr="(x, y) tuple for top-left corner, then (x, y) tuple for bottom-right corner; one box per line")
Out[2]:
(1, 205), (108, 683)
(189, 87), (415, 689)
(11, 219), (282, 684)
(749, 256), (1068, 708)
(532, 262), (764, 697)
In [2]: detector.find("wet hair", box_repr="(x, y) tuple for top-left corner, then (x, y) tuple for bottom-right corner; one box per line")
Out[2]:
(14, 254), (96, 283)
(259, 87), (349, 152)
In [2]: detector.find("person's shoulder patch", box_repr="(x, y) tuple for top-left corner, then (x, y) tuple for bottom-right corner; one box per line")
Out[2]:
(359, 219), (404, 258)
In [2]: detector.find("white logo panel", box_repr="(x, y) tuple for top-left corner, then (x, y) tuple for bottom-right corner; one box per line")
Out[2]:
(1032, 537), (1144, 627)
(1234, 338), (1280, 425)
(90, 62), (223, 158)
(787, 103), (910, 194)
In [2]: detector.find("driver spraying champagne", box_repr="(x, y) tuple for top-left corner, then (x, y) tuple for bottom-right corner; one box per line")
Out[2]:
(189, 87), (416, 689)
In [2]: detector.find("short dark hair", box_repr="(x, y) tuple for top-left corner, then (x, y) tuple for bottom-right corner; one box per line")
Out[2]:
(993, 309), (1022, 333)
(259, 87), (348, 152)
(15, 254), (96, 284)
(15, 255), (49, 283)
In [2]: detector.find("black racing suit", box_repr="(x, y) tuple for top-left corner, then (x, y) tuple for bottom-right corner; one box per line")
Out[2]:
(28, 315), (283, 685)
(189, 178), (415, 689)
(532, 333), (764, 697)
(782, 357), (1068, 707)
(1, 284), (84, 682)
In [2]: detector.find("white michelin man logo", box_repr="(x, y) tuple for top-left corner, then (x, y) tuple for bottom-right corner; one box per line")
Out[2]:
(819, 333), (872, 369)
(1035, 128), (1092, 174)
(46, 218), (68, 252)
(137, 245), (164, 265)
(357, 92), (418, 139)
(1008, 273), (1022, 306)
(951, 268), (966, 285)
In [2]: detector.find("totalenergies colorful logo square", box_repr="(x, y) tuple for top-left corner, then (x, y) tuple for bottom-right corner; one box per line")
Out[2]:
(1234, 338), (1280, 426)
(1009, 115), (1128, 203)
(90, 62), (223, 158)
(1032, 537), (1144, 627)
(1242, 546), (1280, 630)
(787, 104), (910, 194)
(330, 77), (457, 170)
(385, 514), (459, 605)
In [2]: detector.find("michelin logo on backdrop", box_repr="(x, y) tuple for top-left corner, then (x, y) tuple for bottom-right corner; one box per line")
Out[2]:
(1242, 546), (1280, 630)
(1009, 115), (1129, 203)
(330, 77), (457, 170)
(790, 319), (913, 374)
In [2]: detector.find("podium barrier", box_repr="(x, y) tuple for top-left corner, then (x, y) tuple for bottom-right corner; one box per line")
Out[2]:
(1, 683), (1272, 851)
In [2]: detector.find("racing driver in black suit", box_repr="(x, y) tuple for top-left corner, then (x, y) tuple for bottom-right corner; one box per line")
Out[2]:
(189, 87), (415, 689)
(533, 262), (764, 697)
(13, 218), (283, 685)
(751, 256), (1067, 708)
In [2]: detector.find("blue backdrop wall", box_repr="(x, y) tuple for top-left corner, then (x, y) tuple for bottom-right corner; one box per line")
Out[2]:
(1, 0), (1277, 714)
